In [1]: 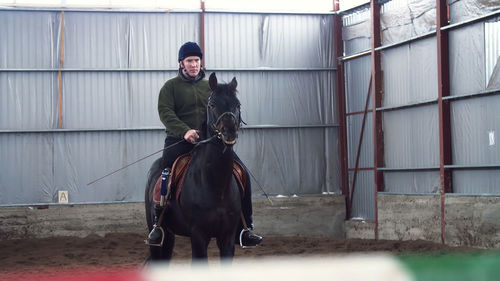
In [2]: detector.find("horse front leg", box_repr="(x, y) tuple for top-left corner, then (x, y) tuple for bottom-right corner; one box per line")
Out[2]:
(190, 231), (210, 263)
(148, 227), (175, 262)
(216, 235), (236, 264)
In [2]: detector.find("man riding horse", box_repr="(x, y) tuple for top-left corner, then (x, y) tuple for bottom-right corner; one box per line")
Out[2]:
(146, 41), (263, 248)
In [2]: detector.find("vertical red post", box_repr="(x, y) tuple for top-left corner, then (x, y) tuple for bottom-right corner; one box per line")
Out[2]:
(370, 0), (384, 239)
(436, 0), (452, 244)
(333, 2), (349, 218)
(200, 0), (206, 68)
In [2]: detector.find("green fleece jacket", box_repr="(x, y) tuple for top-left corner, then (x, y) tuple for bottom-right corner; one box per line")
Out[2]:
(158, 71), (210, 139)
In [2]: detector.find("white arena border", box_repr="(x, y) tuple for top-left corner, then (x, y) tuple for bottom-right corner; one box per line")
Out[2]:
(142, 254), (414, 281)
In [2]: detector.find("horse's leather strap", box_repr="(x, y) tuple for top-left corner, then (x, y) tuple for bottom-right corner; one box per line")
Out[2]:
(172, 154), (193, 201)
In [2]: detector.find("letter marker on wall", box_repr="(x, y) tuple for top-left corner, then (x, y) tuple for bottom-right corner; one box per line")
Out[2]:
(58, 190), (69, 204)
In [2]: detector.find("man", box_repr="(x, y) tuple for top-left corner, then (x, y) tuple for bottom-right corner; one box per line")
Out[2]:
(147, 41), (263, 248)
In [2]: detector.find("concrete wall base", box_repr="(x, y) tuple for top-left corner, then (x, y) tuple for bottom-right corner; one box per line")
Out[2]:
(0, 195), (346, 240)
(0, 203), (148, 240)
(253, 195), (346, 238)
(445, 195), (500, 248)
(344, 194), (500, 249)
(345, 220), (375, 239)
(2, 194), (499, 249)
(378, 194), (442, 244)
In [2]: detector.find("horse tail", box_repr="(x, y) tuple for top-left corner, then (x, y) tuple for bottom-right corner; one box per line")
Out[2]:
(145, 157), (163, 231)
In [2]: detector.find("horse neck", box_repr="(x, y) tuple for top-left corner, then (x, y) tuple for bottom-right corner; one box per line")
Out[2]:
(202, 142), (235, 196)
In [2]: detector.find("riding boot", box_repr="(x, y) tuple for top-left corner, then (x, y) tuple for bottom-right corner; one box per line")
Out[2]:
(146, 204), (166, 247)
(147, 168), (171, 247)
(240, 229), (263, 247)
(239, 211), (263, 248)
(238, 174), (263, 248)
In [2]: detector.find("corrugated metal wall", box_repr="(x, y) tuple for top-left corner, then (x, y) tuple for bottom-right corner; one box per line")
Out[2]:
(341, 0), (500, 220)
(0, 8), (339, 205)
(2, 0), (499, 214)
(448, 0), (500, 195)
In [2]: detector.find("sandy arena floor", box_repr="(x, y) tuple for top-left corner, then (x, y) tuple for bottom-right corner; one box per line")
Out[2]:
(0, 232), (475, 273)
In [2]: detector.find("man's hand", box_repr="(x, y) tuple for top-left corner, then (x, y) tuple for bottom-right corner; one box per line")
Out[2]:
(184, 129), (200, 143)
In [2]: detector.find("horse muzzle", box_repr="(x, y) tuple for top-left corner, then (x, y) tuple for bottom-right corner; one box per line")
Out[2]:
(217, 123), (238, 146)
(218, 127), (238, 146)
(220, 134), (237, 145)
(214, 112), (240, 146)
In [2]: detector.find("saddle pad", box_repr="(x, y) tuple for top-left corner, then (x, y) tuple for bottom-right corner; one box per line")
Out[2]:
(171, 154), (192, 190)
(232, 161), (247, 195)
(152, 153), (191, 204)
(152, 176), (163, 204)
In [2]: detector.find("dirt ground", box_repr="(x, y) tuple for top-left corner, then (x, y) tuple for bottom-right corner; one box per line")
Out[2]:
(0, 232), (476, 274)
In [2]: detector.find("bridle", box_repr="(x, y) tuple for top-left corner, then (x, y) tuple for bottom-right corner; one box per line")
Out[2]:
(200, 92), (242, 146)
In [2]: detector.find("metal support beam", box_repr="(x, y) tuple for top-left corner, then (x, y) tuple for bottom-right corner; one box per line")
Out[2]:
(200, 0), (206, 68)
(333, 2), (350, 219)
(436, 0), (452, 245)
(0, 67), (335, 72)
(0, 124), (338, 134)
(370, 2), (384, 193)
(370, 0), (384, 240)
(436, 0), (453, 194)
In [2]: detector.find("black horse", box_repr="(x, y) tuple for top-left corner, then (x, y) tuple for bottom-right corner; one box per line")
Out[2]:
(145, 73), (243, 263)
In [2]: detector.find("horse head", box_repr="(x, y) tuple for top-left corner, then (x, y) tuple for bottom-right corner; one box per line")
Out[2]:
(206, 73), (242, 146)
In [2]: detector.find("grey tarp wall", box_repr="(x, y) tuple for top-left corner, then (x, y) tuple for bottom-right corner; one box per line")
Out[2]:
(0, 9), (339, 205)
(342, 0), (500, 220)
(448, 0), (500, 193)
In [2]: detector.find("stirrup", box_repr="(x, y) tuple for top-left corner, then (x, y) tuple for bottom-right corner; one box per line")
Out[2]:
(239, 228), (257, 249)
(144, 225), (165, 247)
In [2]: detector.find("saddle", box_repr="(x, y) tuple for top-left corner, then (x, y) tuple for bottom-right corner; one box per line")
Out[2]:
(153, 154), (246, 204)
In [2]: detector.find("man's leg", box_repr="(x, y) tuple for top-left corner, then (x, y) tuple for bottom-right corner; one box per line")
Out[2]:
(146, 192), (168, 246)
(239, 174), (263, 247)
(147, 138), (193, 246)
(234, 153), (263, 248)
(162, 138), (194, 170)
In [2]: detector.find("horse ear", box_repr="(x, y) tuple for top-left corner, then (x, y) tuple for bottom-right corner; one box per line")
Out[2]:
(209, 73), (217, 90)
(229, 77), (237, 92)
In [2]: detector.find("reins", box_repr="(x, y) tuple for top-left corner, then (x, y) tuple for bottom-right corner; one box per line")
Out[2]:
(86, 139), (184, 186)
(87, 130), (221, 187)
(87, 94), (272, 204)
(194, 132), (273, 204)
(198, 109), (274, 204)
(192, 134), (218, 146)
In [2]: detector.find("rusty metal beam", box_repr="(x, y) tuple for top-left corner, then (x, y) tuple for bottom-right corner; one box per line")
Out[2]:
(333, 2), (350, 218)
(436, 0), (452, 245)
(370, 0), (384, 240)
(200, 0), (206, 68)
(437, 0), (452, 194)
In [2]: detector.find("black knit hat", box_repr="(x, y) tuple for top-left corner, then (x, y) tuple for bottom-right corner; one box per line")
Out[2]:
(178, 42), (203, 62)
